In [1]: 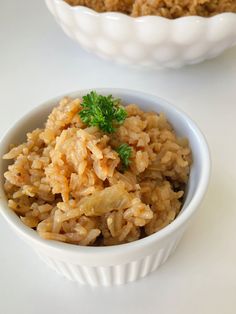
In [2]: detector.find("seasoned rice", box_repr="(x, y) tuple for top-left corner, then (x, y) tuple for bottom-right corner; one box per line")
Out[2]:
(3, 96), (192, 246)
(65, 0), (236, 18)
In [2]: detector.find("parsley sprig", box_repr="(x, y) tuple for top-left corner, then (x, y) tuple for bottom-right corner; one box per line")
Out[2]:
(79, 91), (127, 133)
(116, 143), (132, 170)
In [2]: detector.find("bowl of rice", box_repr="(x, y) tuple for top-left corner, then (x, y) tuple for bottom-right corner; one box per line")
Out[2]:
(45, 0), (236, 68)
(0, 89), (210, 286)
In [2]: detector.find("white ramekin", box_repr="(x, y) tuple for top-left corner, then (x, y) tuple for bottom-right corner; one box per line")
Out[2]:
(0, 89), (210, 286)
(44, 0), (236, 69)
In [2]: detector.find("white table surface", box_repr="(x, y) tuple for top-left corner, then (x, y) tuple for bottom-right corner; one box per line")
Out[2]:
(1, 1), (236, 313)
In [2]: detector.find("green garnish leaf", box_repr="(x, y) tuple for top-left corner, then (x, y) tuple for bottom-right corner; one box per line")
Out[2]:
(116, 143), (132, 170)
(79, 91), (127, 133)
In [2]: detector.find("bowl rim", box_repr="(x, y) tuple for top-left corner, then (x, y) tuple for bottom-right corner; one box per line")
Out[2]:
(54, 0), (236, 21)
(0, 88), (211, 255)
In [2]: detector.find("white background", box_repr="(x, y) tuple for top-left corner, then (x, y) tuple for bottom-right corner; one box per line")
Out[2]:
(1, 1), (236, 313)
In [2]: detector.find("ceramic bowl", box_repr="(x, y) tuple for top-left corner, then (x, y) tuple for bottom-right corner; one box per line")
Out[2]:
(0, 89), (210, 286)
(45, 0), (236, 68)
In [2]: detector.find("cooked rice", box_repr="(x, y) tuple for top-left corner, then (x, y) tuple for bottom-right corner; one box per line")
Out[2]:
(3, 96), (191, 246)
(65, 0), (236, 18)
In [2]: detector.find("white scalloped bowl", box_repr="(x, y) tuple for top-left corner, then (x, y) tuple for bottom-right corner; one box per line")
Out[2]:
(44, 0), (236, 68)
(0, 89), (210, 286)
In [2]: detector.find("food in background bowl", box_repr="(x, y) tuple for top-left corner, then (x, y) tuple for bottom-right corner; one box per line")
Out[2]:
(65, 0), (134, 14)
(3, 91), (191, 246)
(65, 0), (236, 18)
